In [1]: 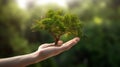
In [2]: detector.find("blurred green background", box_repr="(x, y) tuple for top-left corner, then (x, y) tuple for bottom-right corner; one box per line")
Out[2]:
(0, 0), (120, 67)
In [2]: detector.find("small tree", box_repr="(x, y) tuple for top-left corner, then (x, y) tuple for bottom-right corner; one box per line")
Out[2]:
(32, 9), (83, 45)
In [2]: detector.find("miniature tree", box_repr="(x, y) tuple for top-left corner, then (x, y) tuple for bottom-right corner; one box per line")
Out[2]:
(32, 9), (83, 45)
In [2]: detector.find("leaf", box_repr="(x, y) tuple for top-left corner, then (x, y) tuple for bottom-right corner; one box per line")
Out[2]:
(32, 9), (83, 45)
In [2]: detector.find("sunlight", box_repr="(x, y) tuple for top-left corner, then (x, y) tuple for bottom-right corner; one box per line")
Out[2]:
(36, 0), (67, 8)
(15, 0), (68, 9)
(15, 0), (27, 9)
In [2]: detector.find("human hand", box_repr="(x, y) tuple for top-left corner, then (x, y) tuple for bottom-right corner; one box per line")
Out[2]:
(33, 37), (80, 63)
(0, 37), (80, 67)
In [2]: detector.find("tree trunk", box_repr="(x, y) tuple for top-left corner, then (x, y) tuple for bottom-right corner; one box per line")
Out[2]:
(55, 37), (60, 45)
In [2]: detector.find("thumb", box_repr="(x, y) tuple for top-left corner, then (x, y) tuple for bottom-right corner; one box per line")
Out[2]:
(57, 40), (63, 46)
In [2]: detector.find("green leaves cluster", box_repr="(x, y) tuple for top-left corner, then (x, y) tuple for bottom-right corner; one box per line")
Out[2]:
(32, 9), (82, 45)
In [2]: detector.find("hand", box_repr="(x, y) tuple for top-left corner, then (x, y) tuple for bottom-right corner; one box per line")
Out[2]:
(0, 37), (80, 67)
(34, 37), (80, 63)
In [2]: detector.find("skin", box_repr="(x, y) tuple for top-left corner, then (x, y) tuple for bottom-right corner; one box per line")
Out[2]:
(0, 37), (80, 67)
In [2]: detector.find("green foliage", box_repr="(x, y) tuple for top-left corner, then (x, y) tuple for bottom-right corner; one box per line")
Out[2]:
(1, 0), (120, 67)
(32, 9), (82, 45)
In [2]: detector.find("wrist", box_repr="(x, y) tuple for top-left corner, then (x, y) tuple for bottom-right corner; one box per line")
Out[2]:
(30, 51), (40, 64)
(32, 50), (47, 63)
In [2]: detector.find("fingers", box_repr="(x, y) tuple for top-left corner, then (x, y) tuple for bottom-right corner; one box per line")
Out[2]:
(39, 37), (79, 50)
(60, 37), (80, 51)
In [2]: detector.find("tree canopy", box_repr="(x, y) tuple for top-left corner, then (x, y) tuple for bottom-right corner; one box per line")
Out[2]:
(32, 9), (83, 45)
